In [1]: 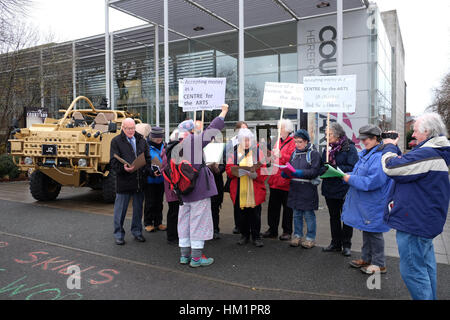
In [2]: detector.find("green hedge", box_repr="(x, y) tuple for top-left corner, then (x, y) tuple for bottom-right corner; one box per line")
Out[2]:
(0, 154), (20, 179)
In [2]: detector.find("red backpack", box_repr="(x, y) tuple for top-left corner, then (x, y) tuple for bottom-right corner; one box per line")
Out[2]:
(162, 140), (209, 204)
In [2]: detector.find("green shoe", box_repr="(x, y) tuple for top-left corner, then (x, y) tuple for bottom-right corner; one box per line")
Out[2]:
(180, 256), (190, 265)
(189, 255), (214, 268)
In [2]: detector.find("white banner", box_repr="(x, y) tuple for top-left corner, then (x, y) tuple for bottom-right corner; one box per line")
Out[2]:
(262, 82), (304, 109)
(178, 77), (226, 112)
(303, 75), (356, 113)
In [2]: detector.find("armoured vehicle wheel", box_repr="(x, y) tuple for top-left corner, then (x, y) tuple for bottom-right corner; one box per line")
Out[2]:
(102, 170), (116, 203)
(29, 170), (62, 201)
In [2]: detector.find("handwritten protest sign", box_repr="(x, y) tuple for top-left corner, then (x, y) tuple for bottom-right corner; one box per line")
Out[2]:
(178, 78), (226, 112)
(262, 82), (304, 109)
(303, 75), (356, 113)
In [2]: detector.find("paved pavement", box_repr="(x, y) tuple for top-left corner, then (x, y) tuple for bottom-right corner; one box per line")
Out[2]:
(0, 181), (449, 301)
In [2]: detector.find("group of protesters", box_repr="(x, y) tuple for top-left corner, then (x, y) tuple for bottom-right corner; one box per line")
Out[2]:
(110, 106), (449, 300)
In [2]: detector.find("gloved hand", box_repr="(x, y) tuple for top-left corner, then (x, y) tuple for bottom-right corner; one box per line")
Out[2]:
(292, 169), (303, 178)
(247, 171), (257, 180)
(281, 171), (290, 179)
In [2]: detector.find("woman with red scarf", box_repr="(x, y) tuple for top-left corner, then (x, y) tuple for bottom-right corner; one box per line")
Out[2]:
(321, 122), (358, 256)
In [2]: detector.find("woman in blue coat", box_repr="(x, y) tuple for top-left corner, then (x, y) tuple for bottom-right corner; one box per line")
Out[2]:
(341, 124), (392, 275)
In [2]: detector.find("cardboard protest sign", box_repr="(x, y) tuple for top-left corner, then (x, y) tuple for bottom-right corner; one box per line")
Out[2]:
(178, 78), (226, 112)
(303, 75), (356, 113)
(262, 82), (304, 109)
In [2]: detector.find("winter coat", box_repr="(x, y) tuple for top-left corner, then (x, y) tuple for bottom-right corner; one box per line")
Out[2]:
(161, 116), (225, 204)
(381, 136), (450, 239)
(146, 140), (164, 184)
(268, 136), (296, 191)
(110, 130), (151, 194)
(286, 143), (322, 211)
(226, 145), (267, 207)
(321, 138), (359, 199)
(341, 144), (391, 233)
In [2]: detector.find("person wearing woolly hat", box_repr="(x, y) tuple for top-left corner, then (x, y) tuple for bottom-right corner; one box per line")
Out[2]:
(166, 104), (229, 268)
(282, 129), (321, 249)
(143, 126), (166, 233)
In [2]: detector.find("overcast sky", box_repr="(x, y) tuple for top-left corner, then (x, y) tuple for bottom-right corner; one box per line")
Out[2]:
(24, 0), (450, 116)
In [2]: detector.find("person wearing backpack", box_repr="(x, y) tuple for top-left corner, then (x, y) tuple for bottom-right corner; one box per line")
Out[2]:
(281, 129), (321, 249)
(226, 128), (267, 248)
(143, 126), (167, 233)
(163, 104), (229, 268)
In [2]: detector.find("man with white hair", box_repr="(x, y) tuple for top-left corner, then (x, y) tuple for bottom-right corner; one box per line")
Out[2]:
(110, 118), (151, 245)
(381, 112), (449, 300)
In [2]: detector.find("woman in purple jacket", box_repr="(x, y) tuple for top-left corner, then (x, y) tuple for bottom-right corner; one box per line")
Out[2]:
(164, 104), (229, 268)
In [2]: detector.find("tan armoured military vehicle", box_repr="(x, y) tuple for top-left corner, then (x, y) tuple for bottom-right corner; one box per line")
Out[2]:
(8, 96), (143, 203)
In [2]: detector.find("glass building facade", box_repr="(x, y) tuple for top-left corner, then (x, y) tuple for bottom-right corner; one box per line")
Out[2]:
(1, 6), (400, 149)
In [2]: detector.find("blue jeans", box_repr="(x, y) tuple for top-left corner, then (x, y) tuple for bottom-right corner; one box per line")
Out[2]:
(396, 230), (437, 300)
(113, 192), (144, 240)
(293, 210), (316, 241)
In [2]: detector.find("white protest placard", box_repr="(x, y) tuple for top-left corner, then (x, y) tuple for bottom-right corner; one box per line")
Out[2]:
(303, 75), (356, 113)
(179, 77), (226, 112)
(262, 82), (304, 109)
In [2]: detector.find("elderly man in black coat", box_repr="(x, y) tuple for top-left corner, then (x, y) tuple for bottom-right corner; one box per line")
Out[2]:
(110, 118), (151, 245)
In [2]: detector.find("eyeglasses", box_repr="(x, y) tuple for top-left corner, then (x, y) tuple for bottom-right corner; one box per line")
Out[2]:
(122, 127), (135, 131)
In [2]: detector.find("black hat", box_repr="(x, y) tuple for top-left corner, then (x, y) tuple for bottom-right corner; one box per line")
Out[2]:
(150, 126), (164, 139)
(358, 124), (382, 140)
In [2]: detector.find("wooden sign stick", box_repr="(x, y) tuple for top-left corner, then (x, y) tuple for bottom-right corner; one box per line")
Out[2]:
(201, 110), (205, 132)
(276, 107), (285, 150)
(326, 112), (330, 162)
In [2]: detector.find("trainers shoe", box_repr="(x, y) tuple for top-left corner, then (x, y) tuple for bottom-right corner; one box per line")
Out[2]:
(180, 256), (190, 265)
(157, 224), (167, 231)
(349, 259), (371, 268)
(262, 230), (277, 238)
(237, 236), (249, 245)
(290, 237), (302, 247)
(190, 255), (214, 268)
(279, 233), (291, 241)
(253, 239), (264, 247)
(145, 225), (155, 232)
(361, 265), (387, 274)
(301, 239), (315, 249)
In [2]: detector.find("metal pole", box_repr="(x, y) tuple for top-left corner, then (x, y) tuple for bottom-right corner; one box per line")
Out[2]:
(72, 41), (76, 101)
(238, 0), (244, 121)
(337, 0), (343, 123)
(155, 25), (160, 126)
(110, 32), (115, 110)
(105, 0), (111, 108)
(40, 48), (44, 109)
(164, 0), (170, 142)
(296, 21), (301, 130)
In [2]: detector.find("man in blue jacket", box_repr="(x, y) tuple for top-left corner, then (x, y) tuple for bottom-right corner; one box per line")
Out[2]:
(381, 112), (449, 300)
